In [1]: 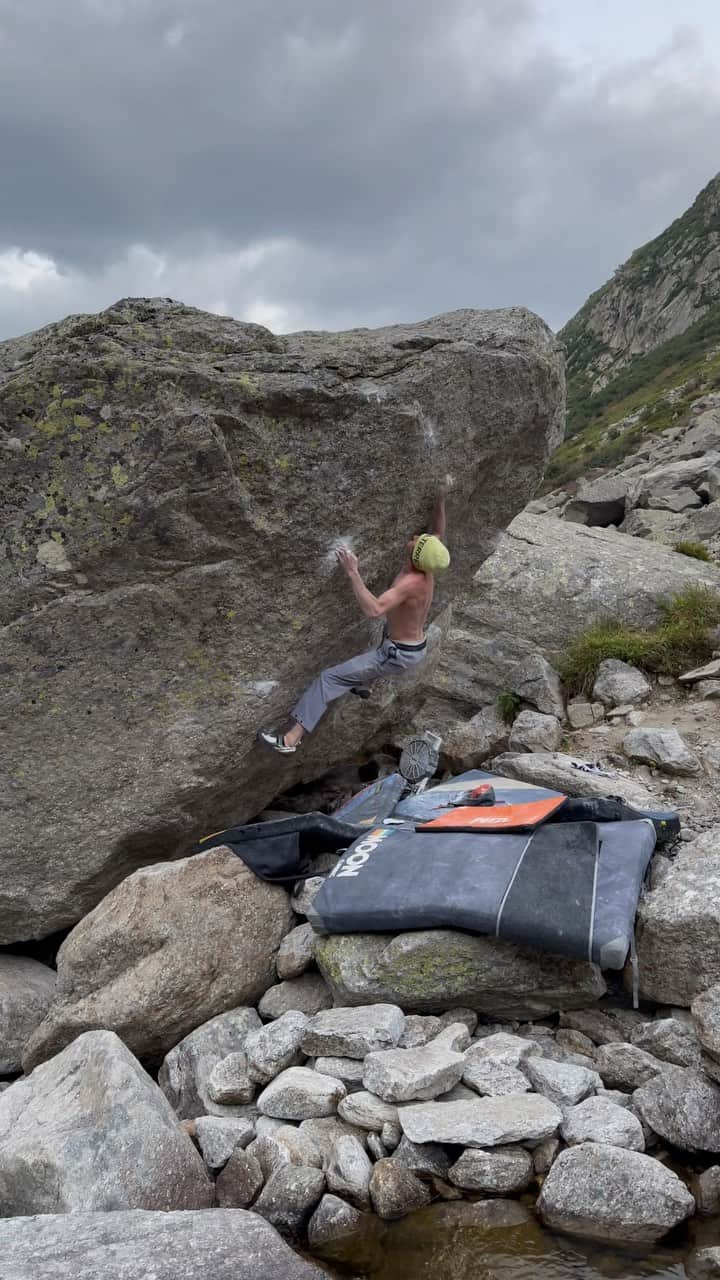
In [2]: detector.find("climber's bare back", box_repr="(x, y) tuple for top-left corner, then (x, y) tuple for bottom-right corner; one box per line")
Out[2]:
(385, 567), (434, 644)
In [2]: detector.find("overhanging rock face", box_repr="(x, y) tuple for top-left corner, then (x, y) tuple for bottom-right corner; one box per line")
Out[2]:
(0, 298), (564, 941)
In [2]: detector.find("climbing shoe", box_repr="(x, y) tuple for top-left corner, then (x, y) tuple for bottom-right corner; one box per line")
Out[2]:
(351, 687), (372, 700)
(258, 731), (297, 754)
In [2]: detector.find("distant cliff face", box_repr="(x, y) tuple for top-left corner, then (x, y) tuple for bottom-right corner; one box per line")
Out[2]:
(561, 173), (720, 394)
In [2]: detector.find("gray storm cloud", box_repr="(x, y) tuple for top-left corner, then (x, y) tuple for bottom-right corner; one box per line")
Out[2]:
(0, 0), (718, 338)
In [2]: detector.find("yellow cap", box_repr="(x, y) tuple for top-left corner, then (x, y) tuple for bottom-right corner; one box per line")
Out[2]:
(412, 533), (450, 574)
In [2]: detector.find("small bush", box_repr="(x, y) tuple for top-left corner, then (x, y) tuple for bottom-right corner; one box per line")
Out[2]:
(674, 541), (713, 562)
(497, 691), (522, 724)
(559, 586), (720, 694)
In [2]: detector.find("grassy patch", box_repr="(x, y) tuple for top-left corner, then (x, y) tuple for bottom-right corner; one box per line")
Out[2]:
(674, 541), (714, 562)
(558, 586), (720, 694)
(497, 691), (522, 723)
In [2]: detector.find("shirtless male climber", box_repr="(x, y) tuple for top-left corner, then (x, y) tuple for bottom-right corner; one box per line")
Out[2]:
(259, 478), (452, 754)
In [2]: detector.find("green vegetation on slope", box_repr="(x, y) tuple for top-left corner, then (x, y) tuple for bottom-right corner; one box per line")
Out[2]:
(546, 301), (720, 487)
(558, 587), (720, 695)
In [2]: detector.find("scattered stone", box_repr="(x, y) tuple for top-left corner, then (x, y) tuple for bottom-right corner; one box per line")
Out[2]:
(465, 1032), (536, 1067)
(533, 1138), (560, 1174)
(195, 1116), (255, 1170)
(561, 1097), (645, 1151)
(369, 1158), (432, 1220)
(392, 1136), (450, 1179)
(215, 1149), (265, 1208)
(438, 1008), (479, 1035)
(490, 750), (652, 806)
(258, 974), (333, 1021)
(276, 925), (317, 980)
(448, 1145), (533, 1194)
(244, 1011), (309, 1084)
(338, 1090), (400, 1132)
(630, 1017), (701, 1069)
(636, 829), (720, 1004)
(381, 1121), (402, 1150)
(250, 1127), (323, 1178)
(325, 1135), (373, 1209)
(441, 706), (510, 773)
(307, 1194), (364, 1251)
(463, 1059), (531, 1097)
(524, 1057), (601, 1109)
(400, 1094), (562, 1147)
(208, 1053), (256, 1106)
(563, 476), (629, 528)
(679, 658), (720, 684)
(556, 1028), (595, 1058)
(158, 1007), (261, 1119)
(623, 727), (701, 776)
(695, 680), (720, 700)
(316, 930), (606, 1021)
(399, 1015), (442, 1048)
(433, 1022), (472, 1052)
(257, 1068), (346, 1121)
(0, 1031), (213, 1214)
(594, 1043), (668, 1091)
(0, 1210), (326, 1280)
(255, 1117), (288, 1139)
(692, 983), (720, 1069)
(0, 955), (57, 1074)
(537, 1143), (694, 1244)
(291, 878), (326, 917)
(567, 702), (595, 730)
(302, 1004), (405, 1059)
(298, 1116), (368, 1162)
(367, 1132), (387, 1161)
(634, 1068), (720, 1153)
(252, 1166), (326, 1241)
(362, 1035), (465, 1103)
(695, 1167), (720, 1216)
(508, 710), (562, 754)
(313, 1057), (365, 1088)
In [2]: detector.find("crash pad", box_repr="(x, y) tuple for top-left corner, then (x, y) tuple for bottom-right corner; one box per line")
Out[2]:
(308, 818), (656, 969)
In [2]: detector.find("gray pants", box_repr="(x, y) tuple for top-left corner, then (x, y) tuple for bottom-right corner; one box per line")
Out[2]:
(292, 637), (427, 733)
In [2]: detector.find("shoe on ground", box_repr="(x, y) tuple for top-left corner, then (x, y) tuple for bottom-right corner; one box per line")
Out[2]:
(350, 687), (372, 699)
(258, 731), (297, 754)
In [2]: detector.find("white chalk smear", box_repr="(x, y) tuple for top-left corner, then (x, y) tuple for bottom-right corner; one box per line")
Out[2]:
(321, 535), (355, 575)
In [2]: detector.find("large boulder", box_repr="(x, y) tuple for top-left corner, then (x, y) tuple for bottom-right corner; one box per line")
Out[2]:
(0, 1031), (213, 1214)
(635, 827), (720, 1005)
(634, 1069), (720, 1153)
(23, 847), (291, 1070)
(466, 511), (720, 658)
(488, 752), (653, 806)
(0, 1210), (326, 1280)
(0, 955), (56, 1073)
(314, 930), (605, 1020)
(537, 1144), (694, 1244)
(0, 299), (564, 942)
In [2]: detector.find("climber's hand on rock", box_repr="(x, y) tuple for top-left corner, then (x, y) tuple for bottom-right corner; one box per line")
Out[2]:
(336, 545), (359, 575)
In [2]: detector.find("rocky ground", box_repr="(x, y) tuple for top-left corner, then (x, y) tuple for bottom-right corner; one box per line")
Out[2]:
(4, 306), (720, 1277)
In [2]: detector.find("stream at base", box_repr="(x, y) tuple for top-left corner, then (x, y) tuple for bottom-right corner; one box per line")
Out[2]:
(311, 1200), (719, 1279)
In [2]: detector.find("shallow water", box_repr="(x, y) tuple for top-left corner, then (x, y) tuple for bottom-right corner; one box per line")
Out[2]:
(312, 1199), (717, 1280)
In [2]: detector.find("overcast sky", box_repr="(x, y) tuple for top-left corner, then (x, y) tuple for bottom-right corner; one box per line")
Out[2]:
(1, 0), (719, 340)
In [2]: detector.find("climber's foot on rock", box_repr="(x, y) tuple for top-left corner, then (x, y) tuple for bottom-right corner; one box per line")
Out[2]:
(351, 686), (372, 700)
(258, 731), (297, 754)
